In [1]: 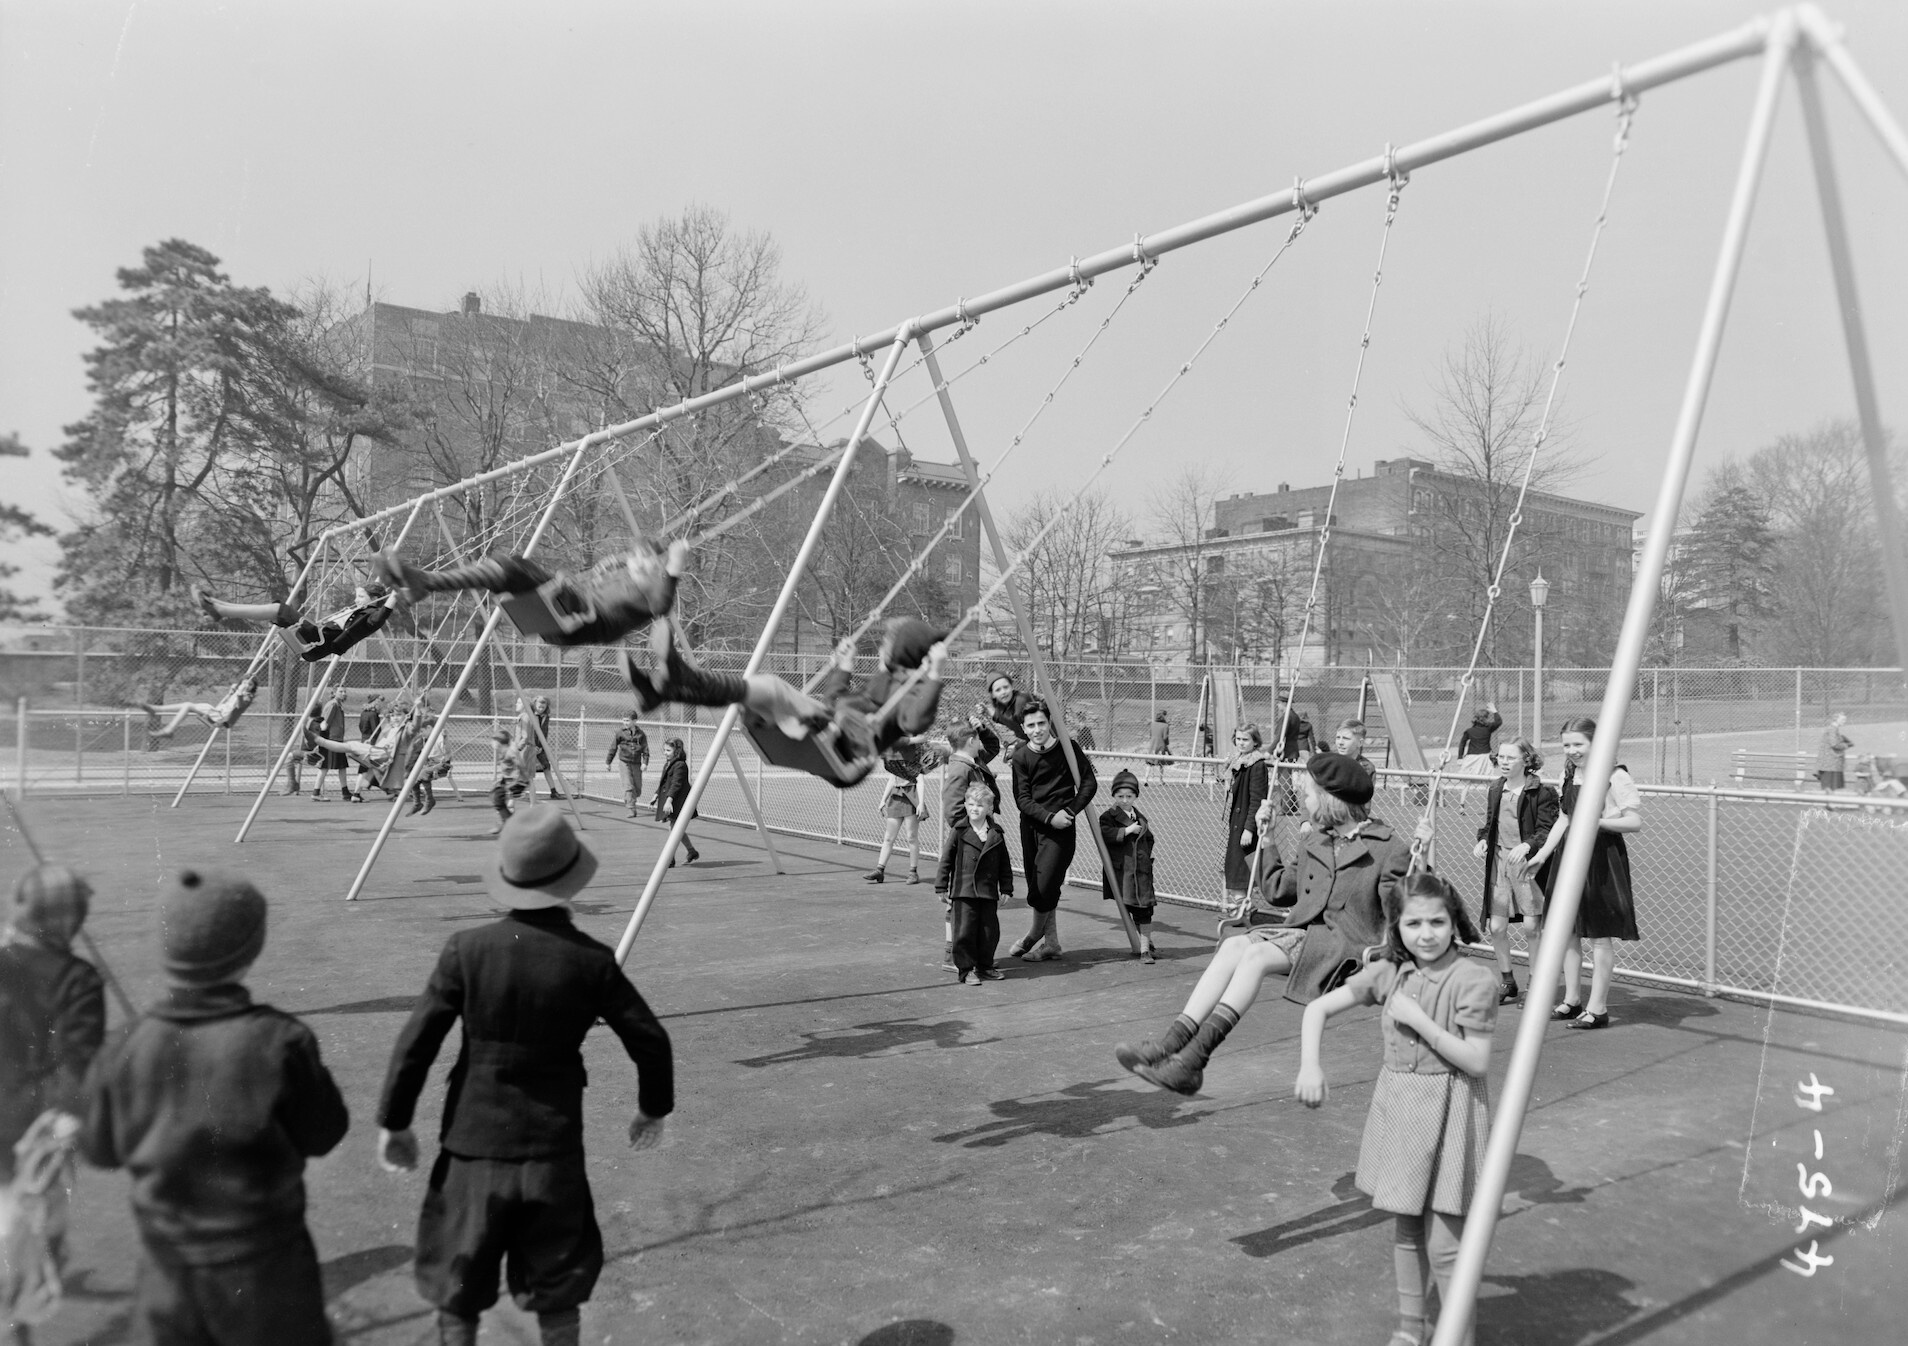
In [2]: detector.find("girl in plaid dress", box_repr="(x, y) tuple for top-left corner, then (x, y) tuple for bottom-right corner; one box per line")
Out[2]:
(1295, 870), (1497, 1346)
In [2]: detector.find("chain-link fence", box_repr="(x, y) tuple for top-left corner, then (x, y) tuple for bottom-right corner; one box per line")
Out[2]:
(6, 624), (1906, 1021)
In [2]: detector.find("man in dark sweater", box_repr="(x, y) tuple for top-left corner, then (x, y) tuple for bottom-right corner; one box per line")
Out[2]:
(80, 868), (349, 1346)
(375, 805), (675, 1346)
(1008, 699), (1097, 962)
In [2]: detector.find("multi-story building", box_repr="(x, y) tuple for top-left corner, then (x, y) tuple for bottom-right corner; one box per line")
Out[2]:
(337, 294), (980, 646)
(1111, 457), (1641, 667)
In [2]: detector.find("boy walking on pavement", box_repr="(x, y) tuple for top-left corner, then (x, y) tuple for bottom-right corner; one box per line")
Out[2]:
(375, 805), (675, 1346)
(605, 712), (650, 817)
(80, 868), (349, 1346)
(938, 779), (1015, 984)
(1009, 699), (1097, 962)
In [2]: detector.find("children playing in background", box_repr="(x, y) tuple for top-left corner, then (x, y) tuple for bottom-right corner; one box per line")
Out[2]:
(1222, 724), (1270, 912)
(1472, 737), (1562, 1006)
(652, 738), (700, 866)
(1546, 715), (1643, 1030)
(1145, 710), (1172, 785)
(867, 736), (942, 885)
(1099, 769), (1158, 963)
(80, 868), (349, 1346)
(1295, 869), (1497, 1346)
(938, 779), (1015, 984)
(1334, 717), (1377, 777)
(489, 723), (534, 835)
(142, 676), (260, 745)
(1, 866), (106, 1184)
(374, 806), (675, 1346)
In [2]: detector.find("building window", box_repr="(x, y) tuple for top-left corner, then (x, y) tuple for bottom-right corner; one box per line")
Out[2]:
(912, 500), (930, 534)
(948, 507), (964, 540)
(944, 553), (963, 585)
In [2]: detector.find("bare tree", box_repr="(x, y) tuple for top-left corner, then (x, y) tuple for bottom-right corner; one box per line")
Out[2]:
(1145, 465), (1233, 664)
(997, 488), (1134, 660)
(1403, 313), (1596, 665)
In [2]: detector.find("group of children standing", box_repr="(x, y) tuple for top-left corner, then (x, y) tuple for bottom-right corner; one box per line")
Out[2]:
(2, 805), (674, 1346)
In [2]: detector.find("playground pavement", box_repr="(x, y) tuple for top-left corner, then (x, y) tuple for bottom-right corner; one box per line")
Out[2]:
(4, 794), (1903, 1346)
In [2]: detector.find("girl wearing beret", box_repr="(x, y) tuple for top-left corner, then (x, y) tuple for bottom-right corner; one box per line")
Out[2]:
(1117, 752), (1421, 1095)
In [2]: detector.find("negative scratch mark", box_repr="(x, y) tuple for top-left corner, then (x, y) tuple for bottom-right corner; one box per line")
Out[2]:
(85, 2), (141, 169)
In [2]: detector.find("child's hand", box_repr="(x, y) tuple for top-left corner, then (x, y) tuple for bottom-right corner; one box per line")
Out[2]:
(377, 1127), (419, 1173)
(662, 800), (675, 818)
(627, 1111), (667, 1150)
(1051, 809), (1074, 829)
(1472, 839), (1488, 860)
(1508, 842), (1530, 864)
(1294, 1064), (1327, 1108)
(1386, 993), (1436, 1041)
(1240, 828), (1255, 848)
(1255, 801), (1274, 829)
(1124, 822), (1143, 838)
(1414, 817), (1436, 845)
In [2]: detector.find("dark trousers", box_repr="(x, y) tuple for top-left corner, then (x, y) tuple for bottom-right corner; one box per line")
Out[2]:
(619, 760), (644, 811)
(950, 898), (1000, 974)
(416, 1151), (604, 1317)
(1019, 824), (1076, 913)
(135, 1230), (331, 1346)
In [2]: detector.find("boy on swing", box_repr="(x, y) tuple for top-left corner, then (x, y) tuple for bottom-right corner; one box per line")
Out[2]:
(376, 538), (690, 648)
(195, 582), (401, 662)
(622, 613), (950, 788)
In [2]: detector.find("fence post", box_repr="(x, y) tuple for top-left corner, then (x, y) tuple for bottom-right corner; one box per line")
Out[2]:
(1704, 781), (1719, 996)
(756, 749), (765, 828)
(122, 711), (131, 795)
(575, 709), (586, 798)
(1794, 667), (1803, 752)
(224, 730), (232, 794)
(836, 784), (845, 845)
(74, 630), (85, 785)
(14, 698), (25, 798)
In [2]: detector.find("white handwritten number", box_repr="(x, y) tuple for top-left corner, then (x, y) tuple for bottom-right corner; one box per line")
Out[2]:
(1782, 1242), (1834, 1277)
(1793, 1074), (1834, 1112)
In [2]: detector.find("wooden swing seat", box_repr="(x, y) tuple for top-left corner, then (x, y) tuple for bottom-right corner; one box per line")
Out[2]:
(274, 625), (325, 658)
(741, 708), (878, 790)
(500, 579), (593, 639)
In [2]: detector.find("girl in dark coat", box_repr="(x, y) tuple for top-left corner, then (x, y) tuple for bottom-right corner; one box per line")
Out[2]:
(652, 739), (699, 866)
(530, 695), (564, 800)
(1470, 737), (1562, 1005)
(1100, 770), (1158, 962)
(1223, 724), (1271, 903)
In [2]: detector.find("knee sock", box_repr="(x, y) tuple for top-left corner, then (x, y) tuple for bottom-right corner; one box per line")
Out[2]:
(537, 1309), (581, 1346)
(1427, 1212), (1470, 1346)
(1393, 1214), (1430, 1339)
(436, 1312), (479, 1346)
(1158, 1012), (1200, 1055)
(1178, 1003), (1241, 1068)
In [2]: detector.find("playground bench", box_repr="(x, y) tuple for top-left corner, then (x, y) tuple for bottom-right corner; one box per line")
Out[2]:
(1731, 750), (1813, 790)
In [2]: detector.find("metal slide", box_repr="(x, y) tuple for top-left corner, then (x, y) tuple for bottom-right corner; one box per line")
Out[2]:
(1366, 672), (1429, 771)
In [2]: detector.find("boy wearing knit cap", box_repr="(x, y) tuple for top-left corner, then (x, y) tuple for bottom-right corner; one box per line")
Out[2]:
(80, 868), (348, 1346)
(1099, 770), (1159, 963)
(375, 805), (674, 1346)
(1, 865), (106, 1184)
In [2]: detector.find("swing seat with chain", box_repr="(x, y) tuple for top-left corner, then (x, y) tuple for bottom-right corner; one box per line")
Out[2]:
(741, 705), (880, 790)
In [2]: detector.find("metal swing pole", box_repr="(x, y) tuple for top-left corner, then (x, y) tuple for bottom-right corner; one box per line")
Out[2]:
(1798, 5), (1908, 185)
(170, 539), (330, 806)
(594, 447), (784, 870)
(232, 500), (427, 837)
(343, 441), (597, 902)
(917, 333), (1140, 954)
(1432, 14), (1797, 1342)
(1792, 38), (1908, 679)
(614, 328), (914, 964)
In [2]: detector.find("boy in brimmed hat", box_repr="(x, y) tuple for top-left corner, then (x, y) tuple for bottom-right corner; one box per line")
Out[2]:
(375, 805), (674, 1346)
(80, 868), (349, 1346)
(2, 865), (106, 1183)
(1116, 752), (1423, 1095)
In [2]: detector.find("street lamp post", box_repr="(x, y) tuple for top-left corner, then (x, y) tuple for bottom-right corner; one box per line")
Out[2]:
(1530, 572), (1550, 745)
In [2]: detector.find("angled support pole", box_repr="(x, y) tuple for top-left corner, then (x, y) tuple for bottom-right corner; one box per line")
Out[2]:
(173, 536), (330, 807)
(917, 332), (1139, 955)
(344, 443), (596, 902)
(1792, 39), (1908, 676)
(596, 443), (783, 870)
(1433, 13), (1798, 1344)
(615, 328), (914, 964)
(1798, 5), (1908, 185)
(232, 500), (427, 833)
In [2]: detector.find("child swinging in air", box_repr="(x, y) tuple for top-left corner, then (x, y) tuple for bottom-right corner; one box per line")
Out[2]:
(376, 539), (689, 648)
(143, 676), (261, 743)
(196, 582), (401, 661)
(624, 615), (949, 789)
(1295, 868), (1498, 1346)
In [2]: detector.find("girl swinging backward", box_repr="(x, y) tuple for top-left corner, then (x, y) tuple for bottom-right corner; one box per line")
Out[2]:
(1296, 869), (1497, 1346)
(143, 676), (260, 744)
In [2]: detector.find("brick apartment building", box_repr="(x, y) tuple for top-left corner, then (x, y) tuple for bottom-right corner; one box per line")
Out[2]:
(1111, 456), (1640, 667)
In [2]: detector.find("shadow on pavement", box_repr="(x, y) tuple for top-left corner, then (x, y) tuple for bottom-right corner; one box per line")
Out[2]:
(932, 1078), (1201, 1148)
(856, 1322), (955, 1346)
(734, 1017), (997, 1068)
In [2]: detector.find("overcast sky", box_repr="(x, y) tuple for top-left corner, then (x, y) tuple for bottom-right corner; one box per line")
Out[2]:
(3, 0), (1904, 612)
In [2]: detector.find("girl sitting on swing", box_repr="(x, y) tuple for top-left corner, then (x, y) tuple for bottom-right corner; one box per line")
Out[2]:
(308, 696), (430, 799)
(623, 613), (950, 789)
(143, 676), (261, 743)
(375, 538), (690, 647)
(195, 583), (401, 662)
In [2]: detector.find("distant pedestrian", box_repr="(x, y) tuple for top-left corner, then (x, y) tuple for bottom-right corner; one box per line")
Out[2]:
(1222, 724), (1271, 910)
(1456, 702), (1502, 759)
(530, 695), (565, 801)
(1145, 711), (1172, 785)
(375, 806), (674, 1346)
(605, 712), (650, 817)
(652, 738), (699, 866)
(81, 868), (348, 1346)
(1817, 712), (1852, 792)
